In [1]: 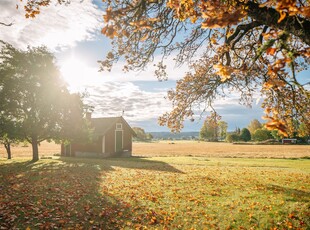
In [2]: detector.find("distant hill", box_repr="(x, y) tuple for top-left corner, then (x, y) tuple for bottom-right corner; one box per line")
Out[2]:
(149, 132), (199, 140)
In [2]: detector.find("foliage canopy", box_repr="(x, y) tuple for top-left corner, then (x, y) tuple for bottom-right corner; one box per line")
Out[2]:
(20, 0), (310, 136)
(0, 43), (86, 161)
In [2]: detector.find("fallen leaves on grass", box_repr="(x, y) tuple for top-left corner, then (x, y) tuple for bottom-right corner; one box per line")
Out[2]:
(0, 158), (309, 229)
(0, 160), (132, 229)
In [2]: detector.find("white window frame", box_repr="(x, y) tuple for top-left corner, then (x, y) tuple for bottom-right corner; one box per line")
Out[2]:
(116, 123), (122, 130)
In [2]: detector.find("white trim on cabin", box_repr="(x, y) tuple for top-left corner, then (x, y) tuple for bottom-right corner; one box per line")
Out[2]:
(102, 135), (105, 153)
(115, 130), (123, 152)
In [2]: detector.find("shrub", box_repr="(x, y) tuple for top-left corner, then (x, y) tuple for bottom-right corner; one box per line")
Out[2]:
(226, 133), (240, 143)
(252, 129), (273, 142)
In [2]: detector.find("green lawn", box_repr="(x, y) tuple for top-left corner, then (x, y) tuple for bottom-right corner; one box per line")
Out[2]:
(0, 157), (309, 229)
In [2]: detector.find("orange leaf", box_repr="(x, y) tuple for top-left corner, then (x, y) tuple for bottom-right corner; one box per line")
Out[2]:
(266, 47), (276, 55)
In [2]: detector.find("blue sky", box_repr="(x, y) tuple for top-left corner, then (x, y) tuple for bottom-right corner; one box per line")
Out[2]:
(1, 0), (309, 132)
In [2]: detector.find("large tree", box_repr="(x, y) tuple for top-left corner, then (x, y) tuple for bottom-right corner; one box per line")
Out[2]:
(0, 43), (86, 161)
(20, 0), (310, 136)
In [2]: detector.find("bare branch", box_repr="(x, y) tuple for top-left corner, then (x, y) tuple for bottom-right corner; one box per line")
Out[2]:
(0, 22), (13, 27)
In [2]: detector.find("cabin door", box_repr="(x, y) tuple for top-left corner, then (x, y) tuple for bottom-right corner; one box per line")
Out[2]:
(115, 130), (123, 153)
(65, 144), (71, 156)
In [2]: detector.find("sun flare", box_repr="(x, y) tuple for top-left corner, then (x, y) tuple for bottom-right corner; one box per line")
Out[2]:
(60, 58), (89, 90)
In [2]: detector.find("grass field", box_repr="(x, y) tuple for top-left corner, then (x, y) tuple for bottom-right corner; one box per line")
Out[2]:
(0, 141), (309, 229)
(1, 140), (309, 159)
(133, 141), (310, 158)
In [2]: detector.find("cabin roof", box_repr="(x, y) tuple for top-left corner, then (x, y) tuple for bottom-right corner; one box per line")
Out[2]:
(90, 116), (135, 136)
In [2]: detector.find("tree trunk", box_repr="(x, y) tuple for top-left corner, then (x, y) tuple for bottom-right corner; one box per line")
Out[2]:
(4, 143), (11, 159)
(31, 137), (39, 162)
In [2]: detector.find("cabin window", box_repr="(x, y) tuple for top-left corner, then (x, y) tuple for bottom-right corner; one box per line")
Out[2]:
(116, 123), (122, 130)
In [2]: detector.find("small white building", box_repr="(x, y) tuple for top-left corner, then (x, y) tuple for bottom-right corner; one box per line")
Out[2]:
(282, 138), (297, 144)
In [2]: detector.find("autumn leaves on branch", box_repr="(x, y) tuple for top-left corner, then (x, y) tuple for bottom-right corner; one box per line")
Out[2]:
(99, 0), (309, 137)
(19, 0), (310, 137)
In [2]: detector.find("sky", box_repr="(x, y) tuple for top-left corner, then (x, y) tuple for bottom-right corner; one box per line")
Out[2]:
(1, 0), (309, 132)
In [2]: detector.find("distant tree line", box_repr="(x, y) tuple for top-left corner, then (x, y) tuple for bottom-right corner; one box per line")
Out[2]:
(132, 127), (153, 141)
(227, 119), (309, 143)
(200, 115), (309, 143)
(0, 42), (90, 161)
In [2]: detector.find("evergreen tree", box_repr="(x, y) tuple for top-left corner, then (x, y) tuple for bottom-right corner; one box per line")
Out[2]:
(240, 128), (251, 142)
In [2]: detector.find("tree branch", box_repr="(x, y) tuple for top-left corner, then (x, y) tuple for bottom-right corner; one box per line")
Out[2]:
(246, 1), (310, 45)
(227, 21), (262, 46)
(0, 22), (13, 27)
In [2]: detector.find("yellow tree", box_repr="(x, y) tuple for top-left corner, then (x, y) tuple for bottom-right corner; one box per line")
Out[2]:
(199, 111), (221, 141)
(247, 119), (262, 135)
(21, 0), (310, 136)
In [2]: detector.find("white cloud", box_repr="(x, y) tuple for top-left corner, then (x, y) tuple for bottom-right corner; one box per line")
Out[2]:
(76, 79), (265, 131)
(97, 56), (190, 82)
(82, 81), (172, 122)
(58, 57), (188, 93)
(59, 57), (265, 131)
(0, 0), (102, 50)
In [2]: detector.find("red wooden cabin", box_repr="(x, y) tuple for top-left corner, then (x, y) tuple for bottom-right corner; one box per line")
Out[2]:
(61, 116), (135, 157)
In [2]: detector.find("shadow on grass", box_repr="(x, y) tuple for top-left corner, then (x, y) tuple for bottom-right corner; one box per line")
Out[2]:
(59, 156), (184, 174)
(0, 157), (182, 229)
(266, 184), (310, 203)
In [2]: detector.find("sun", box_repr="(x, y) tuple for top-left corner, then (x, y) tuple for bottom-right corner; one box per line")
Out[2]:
(60, 57), (88, 90)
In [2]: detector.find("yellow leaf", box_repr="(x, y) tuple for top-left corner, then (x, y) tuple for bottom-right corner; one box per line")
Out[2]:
(190, 15), (197, 23)
(214, 64), (233, 82)
(140, 34), (149, 41)
(148, 17), (159, 22)
(211, 37), (218, 45)
(278, 10), (286, 23)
